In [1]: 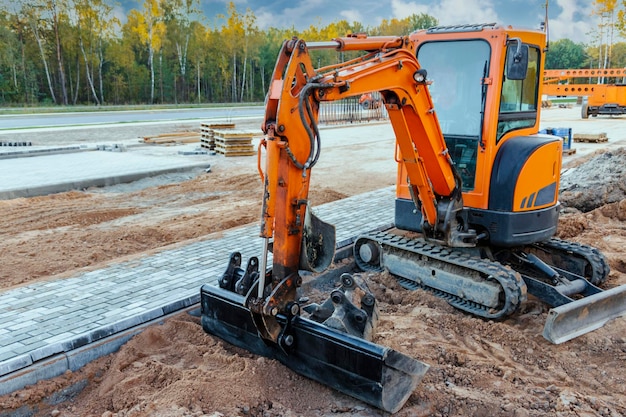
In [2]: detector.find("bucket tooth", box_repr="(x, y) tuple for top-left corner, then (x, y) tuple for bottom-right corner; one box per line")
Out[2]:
(200, 284), (429, 413)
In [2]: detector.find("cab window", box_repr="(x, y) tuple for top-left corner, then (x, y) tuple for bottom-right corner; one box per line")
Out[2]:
(497, 45), (540, 141)
(417, 40), (490, 191)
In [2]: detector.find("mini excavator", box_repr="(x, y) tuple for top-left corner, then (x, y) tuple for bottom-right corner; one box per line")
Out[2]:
(200, 23), (626, 413)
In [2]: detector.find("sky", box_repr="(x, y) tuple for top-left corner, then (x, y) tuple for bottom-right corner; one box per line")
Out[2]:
(0, 0), (604, 44)
(127, 0), (604, 44)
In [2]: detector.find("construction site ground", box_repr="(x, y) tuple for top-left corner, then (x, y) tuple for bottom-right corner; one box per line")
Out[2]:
(1, 106), (625, 417)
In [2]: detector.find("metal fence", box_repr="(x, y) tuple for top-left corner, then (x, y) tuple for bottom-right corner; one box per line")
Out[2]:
(318, 94), (388, 125)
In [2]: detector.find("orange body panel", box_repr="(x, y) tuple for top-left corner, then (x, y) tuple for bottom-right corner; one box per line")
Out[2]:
(542, 83), (598, 96)
(544, 68), (626, 79)
(513, 139), (562, 211)
(594, 85), (626, 107)
(543, 83), (626, 107)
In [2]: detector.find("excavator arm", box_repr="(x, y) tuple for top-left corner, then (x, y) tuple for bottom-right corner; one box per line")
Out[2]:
(262, 35), (473, 248)
(250, 35), (476, 346)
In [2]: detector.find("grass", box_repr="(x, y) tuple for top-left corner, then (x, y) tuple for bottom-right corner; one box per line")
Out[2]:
(0, 102), (264, 116)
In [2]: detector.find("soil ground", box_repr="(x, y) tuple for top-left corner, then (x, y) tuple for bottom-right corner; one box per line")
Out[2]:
(1, 109), (625, 417)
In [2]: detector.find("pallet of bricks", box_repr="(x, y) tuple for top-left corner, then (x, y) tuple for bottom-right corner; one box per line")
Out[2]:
(200, 123), (235, 151)
(573, 132), (608, 143)
(213, 129), (258, 157)
(142, 131), (200, 144)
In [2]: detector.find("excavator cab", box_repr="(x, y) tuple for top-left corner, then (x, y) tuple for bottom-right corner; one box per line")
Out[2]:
(395, 24), (555, 246)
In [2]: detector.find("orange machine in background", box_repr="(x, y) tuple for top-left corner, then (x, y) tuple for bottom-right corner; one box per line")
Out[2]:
(543, 68), (626, 118)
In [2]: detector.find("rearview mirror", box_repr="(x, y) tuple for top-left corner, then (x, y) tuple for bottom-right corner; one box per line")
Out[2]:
(506, 38), (528, 80)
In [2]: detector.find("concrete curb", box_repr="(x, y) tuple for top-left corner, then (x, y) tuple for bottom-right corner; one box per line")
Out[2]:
(0, 146), (87, 160)
(0, 163), (209, 200)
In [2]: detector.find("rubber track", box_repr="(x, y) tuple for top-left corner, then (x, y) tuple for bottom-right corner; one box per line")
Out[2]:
(354, 230), (527, 320)
(532, 238), (610, 285)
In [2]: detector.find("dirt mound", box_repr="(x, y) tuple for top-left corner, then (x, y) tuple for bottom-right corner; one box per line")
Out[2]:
(560, 147), (626, 212)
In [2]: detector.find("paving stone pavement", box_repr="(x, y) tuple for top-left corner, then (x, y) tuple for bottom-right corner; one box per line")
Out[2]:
(0, 186), (395, 395)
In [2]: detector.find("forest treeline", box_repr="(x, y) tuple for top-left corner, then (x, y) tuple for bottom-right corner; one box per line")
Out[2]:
(0, 0), (621, 106)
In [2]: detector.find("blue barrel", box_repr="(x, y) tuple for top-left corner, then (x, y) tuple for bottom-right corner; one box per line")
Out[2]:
(552, 127), (572, 150)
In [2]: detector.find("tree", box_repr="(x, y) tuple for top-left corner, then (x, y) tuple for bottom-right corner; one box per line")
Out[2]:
(73, 0), (98, 104)
(371, 13), (437, 36)
(20, 3), (57, 104)
(0, 1), (445, 105)
(219, 2), (245, 102)
(128, 0), (165, 103)
(105, 34), (146, 104)
(187, 20), (207, 103)
(239, 7), (259, 102)
(592, 0), (618, 72)
(407, 13), (438, 32)
(3, 7), (40, 104)
(545, 38), (588, 69)
(162, 0), (200, 102)
(46, 0), (70, 105)
(608, 41), (626, 67)
(0, 11), (21, 102)
(71, 0), (118, 104)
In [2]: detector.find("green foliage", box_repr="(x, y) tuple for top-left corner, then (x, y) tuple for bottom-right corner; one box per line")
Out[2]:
(408, 13), (438, 31)
(0, 1), (440, 105)
(372, 13), (438, 36)
(545, 39), (588, 69)
(608, 42), (626, 67)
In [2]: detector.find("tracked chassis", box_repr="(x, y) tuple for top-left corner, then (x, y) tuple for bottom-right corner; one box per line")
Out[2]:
(354, 230), (625, 343)
(354, 231), (528, 320)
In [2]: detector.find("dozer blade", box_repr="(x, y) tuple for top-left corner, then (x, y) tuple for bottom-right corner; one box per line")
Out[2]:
(200, 284), (429, 414)
(543, 284), (626, 344)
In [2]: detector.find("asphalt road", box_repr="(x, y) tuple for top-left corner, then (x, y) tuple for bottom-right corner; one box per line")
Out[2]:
(0, 106), (264, 130)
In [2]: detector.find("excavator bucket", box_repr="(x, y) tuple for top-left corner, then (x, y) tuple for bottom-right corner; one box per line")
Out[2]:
(200, 284), (429, 414)
(542, 285), (626, 344)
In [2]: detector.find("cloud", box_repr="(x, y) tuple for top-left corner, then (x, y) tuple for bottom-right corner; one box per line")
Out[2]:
(255, 11), (275, 29)
(340, 9), (364, 24)
(255, 0), (327, 30)
(548, 0), (598, 43)
(390, 0), (429, 17)
(390, 0), (499, 25)
(202, 0), (606, 42)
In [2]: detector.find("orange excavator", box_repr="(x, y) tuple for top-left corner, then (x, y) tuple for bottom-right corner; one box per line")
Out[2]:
(200, 23), (626, 413)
